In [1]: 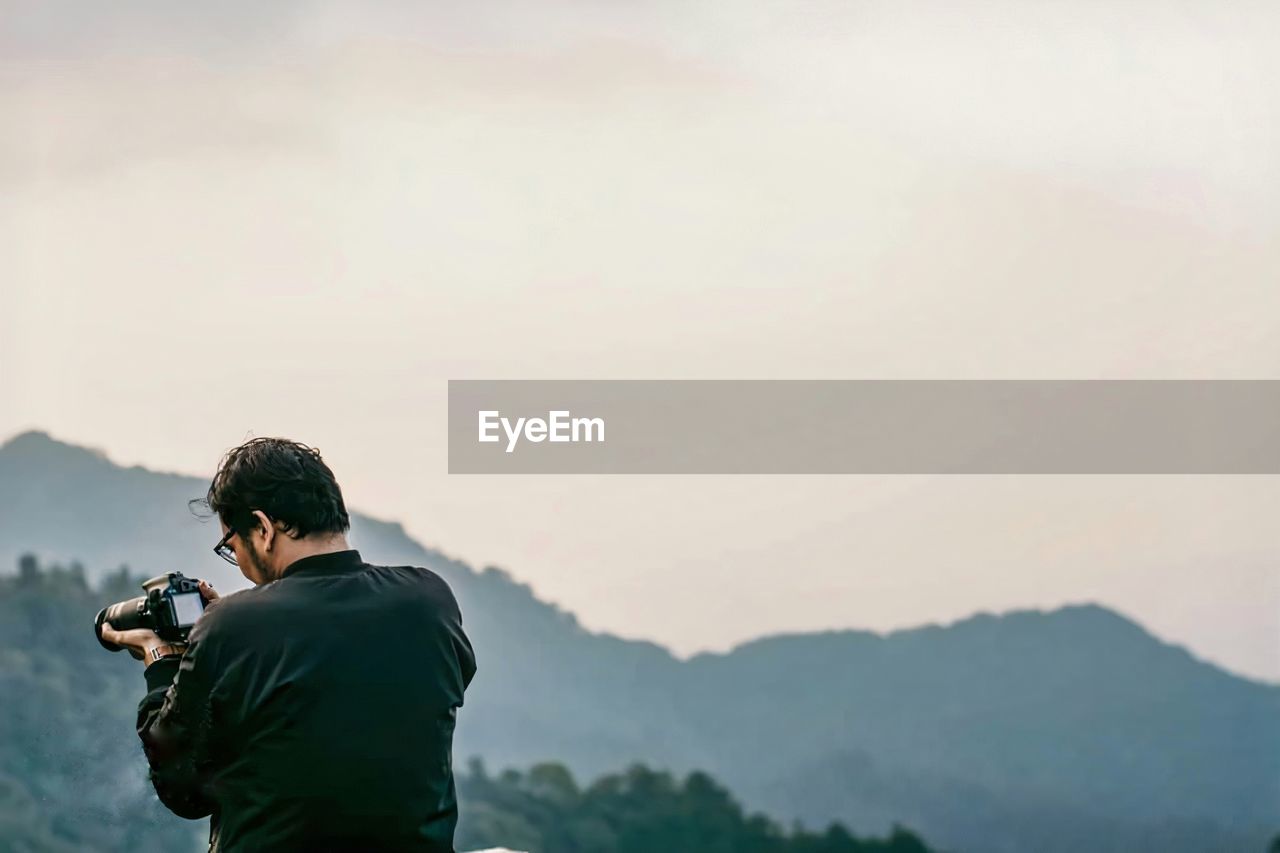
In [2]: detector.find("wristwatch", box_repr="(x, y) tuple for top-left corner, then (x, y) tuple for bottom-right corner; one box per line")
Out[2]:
(145, 643), (188, 668)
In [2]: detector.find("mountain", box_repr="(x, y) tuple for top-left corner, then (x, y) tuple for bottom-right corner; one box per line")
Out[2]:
(2, 430), (1277, 852)
(679, 607), (1280, 851)
(0, 430), (694, 783)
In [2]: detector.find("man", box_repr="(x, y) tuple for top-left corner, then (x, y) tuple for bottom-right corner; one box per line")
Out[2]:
(101, 437), (477, 852)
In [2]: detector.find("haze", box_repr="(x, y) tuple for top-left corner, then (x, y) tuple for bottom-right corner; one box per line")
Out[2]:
(3, 0), (1277, 681)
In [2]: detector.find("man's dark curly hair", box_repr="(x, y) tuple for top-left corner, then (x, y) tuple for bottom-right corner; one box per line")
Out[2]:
(192, 437), (351, 538)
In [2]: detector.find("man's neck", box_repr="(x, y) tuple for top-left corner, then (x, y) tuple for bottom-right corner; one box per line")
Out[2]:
(271, 534), (351, 581)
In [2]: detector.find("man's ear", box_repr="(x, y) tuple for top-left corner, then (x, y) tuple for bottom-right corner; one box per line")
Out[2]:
(251, 510), (275, 551)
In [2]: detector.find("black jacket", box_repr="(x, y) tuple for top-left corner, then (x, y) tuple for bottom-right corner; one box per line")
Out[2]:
(136, 550), (477, 852)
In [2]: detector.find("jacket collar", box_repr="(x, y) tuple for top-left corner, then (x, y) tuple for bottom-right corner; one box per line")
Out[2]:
(280, 549), (365, 579)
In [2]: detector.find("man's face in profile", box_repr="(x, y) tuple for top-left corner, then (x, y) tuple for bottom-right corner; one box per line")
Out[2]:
(222, 522), (272, 586)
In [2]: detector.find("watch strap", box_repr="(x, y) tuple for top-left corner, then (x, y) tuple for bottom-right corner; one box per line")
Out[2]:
(145, 643), (187, 667)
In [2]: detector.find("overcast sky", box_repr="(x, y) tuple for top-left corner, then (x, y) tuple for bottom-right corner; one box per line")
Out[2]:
(3, 0), (1277, 681)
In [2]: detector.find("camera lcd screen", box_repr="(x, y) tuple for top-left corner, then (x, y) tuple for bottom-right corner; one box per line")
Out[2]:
(170, 591), (205, 627)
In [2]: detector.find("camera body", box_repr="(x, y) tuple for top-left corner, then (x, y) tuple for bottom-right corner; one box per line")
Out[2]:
(95, 572), (206, 652)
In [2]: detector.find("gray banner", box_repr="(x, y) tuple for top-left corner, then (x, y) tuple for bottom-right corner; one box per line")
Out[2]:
(447, 380), (1280, 474)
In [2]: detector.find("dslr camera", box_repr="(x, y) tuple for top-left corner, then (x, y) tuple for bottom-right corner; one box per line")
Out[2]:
(95, 572), (207, 652)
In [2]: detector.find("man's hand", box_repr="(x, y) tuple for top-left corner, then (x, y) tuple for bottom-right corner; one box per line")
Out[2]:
(100, 580), (220, 664)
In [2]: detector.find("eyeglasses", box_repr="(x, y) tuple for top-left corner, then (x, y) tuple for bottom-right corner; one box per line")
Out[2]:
(214, 528), (239, 565)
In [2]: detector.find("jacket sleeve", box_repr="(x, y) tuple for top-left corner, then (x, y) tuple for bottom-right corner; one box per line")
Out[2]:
(135, 619), (221, 819)
(458, 621), (477, 692)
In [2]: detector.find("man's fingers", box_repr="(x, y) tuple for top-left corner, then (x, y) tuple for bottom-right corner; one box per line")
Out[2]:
(100, 625), (157, 660)
(199, 580), (220, 602)
(101, 624), (142, 642)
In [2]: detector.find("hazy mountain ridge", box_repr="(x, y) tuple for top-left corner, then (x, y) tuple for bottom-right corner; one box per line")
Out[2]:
(678, 604), (1280, 851)
(2, 431), (1276, 853)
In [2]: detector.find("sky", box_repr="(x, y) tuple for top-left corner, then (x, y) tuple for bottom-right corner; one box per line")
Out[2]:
(3, 0), (1278, 681)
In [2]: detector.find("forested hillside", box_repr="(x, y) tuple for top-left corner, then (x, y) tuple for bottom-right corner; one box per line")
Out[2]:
(0, 558), (933, 853)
